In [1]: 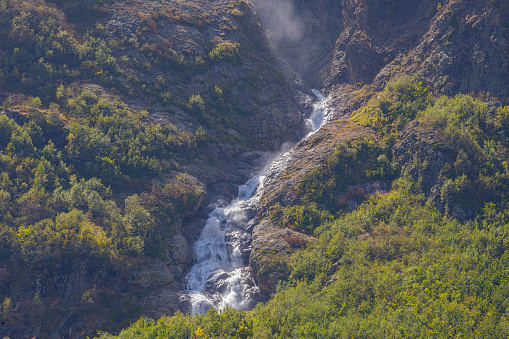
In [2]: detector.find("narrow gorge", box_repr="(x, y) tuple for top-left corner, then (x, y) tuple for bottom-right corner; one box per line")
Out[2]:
(1, 0), (509, 337)
(184, 90), (328, 314)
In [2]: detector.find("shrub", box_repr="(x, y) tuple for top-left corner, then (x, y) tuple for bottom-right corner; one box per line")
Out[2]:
(209, 42), (240, 62)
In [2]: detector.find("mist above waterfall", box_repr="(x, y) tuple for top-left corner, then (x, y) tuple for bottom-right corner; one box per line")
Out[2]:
(250, 0), (303, 42)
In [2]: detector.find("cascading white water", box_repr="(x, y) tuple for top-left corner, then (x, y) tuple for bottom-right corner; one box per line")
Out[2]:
(185, 176), (263, 314)
(185, 90), (329, 314)
(308, 89), (328, 133)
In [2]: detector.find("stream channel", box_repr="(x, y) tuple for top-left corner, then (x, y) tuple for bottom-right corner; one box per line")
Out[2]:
(185, 89), (329, 314)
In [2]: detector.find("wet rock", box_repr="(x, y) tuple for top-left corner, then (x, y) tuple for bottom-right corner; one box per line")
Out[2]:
(182, 218), (208, 245)
(241, 278), (262, 310)
(205, 271), (231, 294)
(226, 228), (252, 264)
(251, 0), (342, 88)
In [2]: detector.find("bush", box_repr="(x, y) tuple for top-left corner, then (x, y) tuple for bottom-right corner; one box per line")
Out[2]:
(269, 202), (332, 235)
(209, 42), (240, 62)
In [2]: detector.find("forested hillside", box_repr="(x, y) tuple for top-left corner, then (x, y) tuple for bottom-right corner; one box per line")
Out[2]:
(0, 0), (304, 337)
(98, 77), (509, 339)
(2, 0), (509, 338)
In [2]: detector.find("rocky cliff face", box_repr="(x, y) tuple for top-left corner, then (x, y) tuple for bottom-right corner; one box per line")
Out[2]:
(105, 0), (306, 154)
(2, 0), (509, 336)
(0, 176), (205, 338)
(247, 0), (509, 298)
(0, 0), (309, 337)
(254, 0), (509, 98)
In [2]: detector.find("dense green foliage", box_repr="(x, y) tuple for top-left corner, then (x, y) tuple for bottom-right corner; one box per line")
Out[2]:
(277, 77), (509, 234)
(0, 91), (204, 263)
(99, 308), (253, 339)
(269, 202), (333, 235)
(0, 0), (118, 101)
(99, 77), (509, 337)
(2, 0), (508, 334)
(0, 96), (205, 334)
(97, 175), (509, 338)
(251, 179), (509, 338)
(268, 135), (398, 234)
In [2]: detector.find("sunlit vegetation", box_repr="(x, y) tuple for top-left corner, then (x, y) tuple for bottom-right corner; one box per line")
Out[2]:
(97, 76), (509, 337)
(209, 42), (241, 63)
(0, 87), (205, 263)
(98, 308), (253, 339)
(0, 98), (203, 333)
(97, 174), (509, 338)
(0, 0), (120, 102)
(251, 178), (509, 338)
(285, 76), (509, 233)
(0, 102), (184, 328)
(0, 0), (263, 143)
(3, 0), (507, 335)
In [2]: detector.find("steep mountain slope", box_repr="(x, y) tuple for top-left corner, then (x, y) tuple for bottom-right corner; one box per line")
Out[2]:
(0, 0), (308, 337)
(247, 0), (509, 299)
(2, 0), (509, 338)
(255, 0), (509, 98)
(97, 0), (509, 336)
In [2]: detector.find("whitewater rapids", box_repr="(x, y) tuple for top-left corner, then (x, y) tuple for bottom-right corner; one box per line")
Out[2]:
(185, 90), (329, 314)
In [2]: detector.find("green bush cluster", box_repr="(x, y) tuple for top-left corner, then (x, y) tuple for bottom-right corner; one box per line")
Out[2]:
(54, 85), (203, 182)
(100, 175), (509, 338)
(0, 93), (203, 263)
(301, 76), (509, 221)
(251, 177), (509, 338)
(98, 308), (252, 339)
(268, 202), (333, 235)
(354, 75), (431, 136)
(0, 0), (119, 101)
(209, 42), (241, 63)
(298, 135), (397, 209)
(421, 95), (509, 214)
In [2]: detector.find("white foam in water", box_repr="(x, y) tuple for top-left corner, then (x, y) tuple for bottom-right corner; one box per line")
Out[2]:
(186, 181), (261, 314)
(185, 90), (328, 314)
(307, 89), (328, 134)
(238, 175), (262, 201)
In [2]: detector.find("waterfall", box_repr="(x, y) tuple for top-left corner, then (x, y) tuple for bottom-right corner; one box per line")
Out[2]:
(185, 176), (263, 314)
(185, 90), (328, 314)
(308, 89), (328, 133)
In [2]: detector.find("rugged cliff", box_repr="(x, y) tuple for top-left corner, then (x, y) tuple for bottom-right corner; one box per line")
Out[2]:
(87, 0), (509, 336)
(248, 0), (509, 298)
(0, 0), (308, 337)
(1, 0), (509, 337)
(254, 0), (509, 97)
